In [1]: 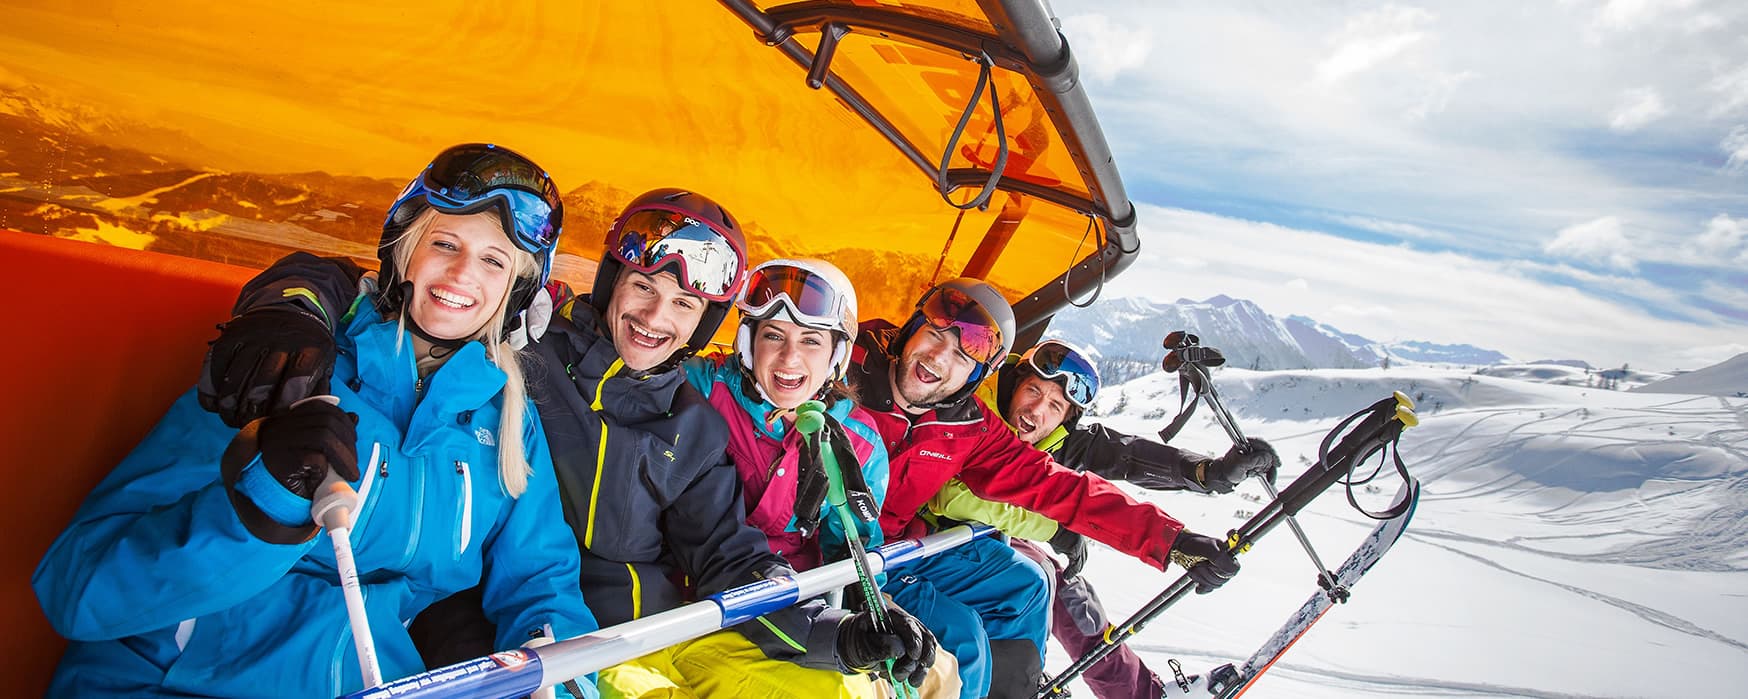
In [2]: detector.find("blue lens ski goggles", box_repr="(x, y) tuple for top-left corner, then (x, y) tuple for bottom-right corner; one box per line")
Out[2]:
(1022, 339), (1100, 408)
(390, 144), (563, 262)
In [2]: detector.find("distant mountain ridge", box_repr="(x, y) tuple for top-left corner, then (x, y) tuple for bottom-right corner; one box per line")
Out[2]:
(1046, 295), (1509, 382)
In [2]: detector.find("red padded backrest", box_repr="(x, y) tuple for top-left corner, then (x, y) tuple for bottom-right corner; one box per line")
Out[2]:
(0, 230), (255, 695)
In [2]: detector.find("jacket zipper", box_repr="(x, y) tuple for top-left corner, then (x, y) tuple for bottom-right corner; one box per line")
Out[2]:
(583, 358), (625, 549)
(455, 460), (473, 558)
(350, 442), (382, 533)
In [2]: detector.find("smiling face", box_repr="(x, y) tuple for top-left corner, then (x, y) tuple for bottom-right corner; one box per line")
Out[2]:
(401, 212), (516, 342)
(749, 318), (836, 410)
(891, 323), (979, 413)
(605, 267), (707, 371)
(1008, 373), (1072, 444)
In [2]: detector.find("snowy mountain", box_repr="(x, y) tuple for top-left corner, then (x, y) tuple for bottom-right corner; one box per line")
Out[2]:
(1044, 295), (1508, 381)
(1060, 366), (1748, 698)
(1283, 315), (1509, 366)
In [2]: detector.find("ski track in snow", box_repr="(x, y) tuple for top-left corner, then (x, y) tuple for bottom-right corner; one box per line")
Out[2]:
(1399, 399), (1748, 573)
(1400, 530), (1748, 653)
(1723, 395), (1748, 433)
(1130, 642), (1604, 699)
(1082, 368), (1748, 696)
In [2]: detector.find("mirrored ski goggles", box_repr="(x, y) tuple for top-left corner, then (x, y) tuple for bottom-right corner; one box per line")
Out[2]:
(739, 263), (851, 329)
(1022, 340), (1100, 408)
(917, 285), (1005, 365)
(608, 209), (745, 302)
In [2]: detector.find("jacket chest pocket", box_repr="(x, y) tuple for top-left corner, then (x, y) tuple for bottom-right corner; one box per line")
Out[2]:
(348, 446), (506, 571)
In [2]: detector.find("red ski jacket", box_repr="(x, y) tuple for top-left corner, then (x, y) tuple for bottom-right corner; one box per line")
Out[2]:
(849, 321), (1184, 571)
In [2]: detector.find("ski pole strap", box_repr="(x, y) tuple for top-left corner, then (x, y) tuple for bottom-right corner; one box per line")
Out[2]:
(796, 400), (879, 526)
(1156, 373), (1200, 444)
(1156, 331), (1229, 444)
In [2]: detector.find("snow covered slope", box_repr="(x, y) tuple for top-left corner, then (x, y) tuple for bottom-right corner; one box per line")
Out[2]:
(1056, 366), (1748, 698)
(1634, 353), (1748, 397)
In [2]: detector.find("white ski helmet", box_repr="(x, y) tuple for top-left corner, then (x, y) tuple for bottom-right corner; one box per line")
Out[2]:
(734, 258), (860, 385)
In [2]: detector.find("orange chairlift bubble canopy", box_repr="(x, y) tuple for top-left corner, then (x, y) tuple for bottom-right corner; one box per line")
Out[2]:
(0, 0), (1139, 342)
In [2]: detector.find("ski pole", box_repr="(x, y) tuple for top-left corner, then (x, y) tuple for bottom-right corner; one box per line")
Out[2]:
(1035, 393), (1416, 699)
(1178, 361), (1336, 589)
(1203, 479), (1421, 699)
(300, 395), (383, 688)
(338, 524), (998, 699)
(796, 400), (914, 699)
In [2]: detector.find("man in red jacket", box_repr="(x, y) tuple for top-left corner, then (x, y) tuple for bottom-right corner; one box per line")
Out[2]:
(849, 278), (1240, 699)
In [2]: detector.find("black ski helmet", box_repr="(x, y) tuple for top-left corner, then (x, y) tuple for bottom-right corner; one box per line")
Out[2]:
(893, 277), (1016, 409)
(378, 143), (563, 337)
(590, 188), (749, 358)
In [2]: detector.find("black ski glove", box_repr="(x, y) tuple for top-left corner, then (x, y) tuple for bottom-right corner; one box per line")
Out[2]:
(257, 398), (359, 499)
(1047, 526), (1089, 580)
(837, 602), (937, 687)
(199, 307), (337, 428)
(796, 412), (880, 543)
(1169, 530), (1240, 594)
(1200, 438), (1281, 493)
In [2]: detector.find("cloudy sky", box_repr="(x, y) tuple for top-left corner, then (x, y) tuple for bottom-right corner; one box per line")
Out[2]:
(1054, 0), (1747, 371)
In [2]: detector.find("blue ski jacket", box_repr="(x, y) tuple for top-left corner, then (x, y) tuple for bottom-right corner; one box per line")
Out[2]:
(34, 301), (598, 698)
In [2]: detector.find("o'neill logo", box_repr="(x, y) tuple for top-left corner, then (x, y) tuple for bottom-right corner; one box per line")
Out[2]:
(918, 449), (953, 461)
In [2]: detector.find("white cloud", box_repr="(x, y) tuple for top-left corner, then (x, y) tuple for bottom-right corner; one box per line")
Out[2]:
(1724, 125), (1748, 173)
(1406, 69), (1477, 121)
(1332, 304), (1395, 317)
(1545, 216), (1638, 270)
(1609, 87), (1669, 131)
(1590, 0), (1700, 34)
(1693, 213), (1748, 261)
(1710, 65), (1748, 118)
(1329, 213), (1453, 242)
(1698, 278), (1748, 310)
(1108, 205), (1743, 371)
(1314, 6), (1435, 85)
(1059, 14), (1153, 84)
(1286, 278), (1311, 290)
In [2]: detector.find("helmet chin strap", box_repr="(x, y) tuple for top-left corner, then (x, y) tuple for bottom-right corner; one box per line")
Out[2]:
(396, 281), (470, 351)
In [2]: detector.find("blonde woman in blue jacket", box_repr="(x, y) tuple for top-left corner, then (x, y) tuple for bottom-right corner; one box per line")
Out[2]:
(33, 144), (598, 698)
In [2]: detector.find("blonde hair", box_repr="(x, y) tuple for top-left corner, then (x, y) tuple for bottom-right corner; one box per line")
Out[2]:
(386, 208), (538, 498)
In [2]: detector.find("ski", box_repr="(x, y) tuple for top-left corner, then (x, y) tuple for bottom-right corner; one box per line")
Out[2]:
(1037, 392), (1417, 699)
(1164, 478), (1420, 698)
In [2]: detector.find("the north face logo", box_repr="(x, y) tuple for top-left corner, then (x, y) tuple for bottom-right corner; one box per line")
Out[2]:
(475, 427), (496, 447)
(918, 449), (952, 461)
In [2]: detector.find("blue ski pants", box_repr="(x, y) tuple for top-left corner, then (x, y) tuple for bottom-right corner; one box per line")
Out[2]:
(884, 535), (1051, 699)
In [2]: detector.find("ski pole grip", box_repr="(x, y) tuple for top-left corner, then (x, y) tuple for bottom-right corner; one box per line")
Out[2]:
(795, 399), (828, 436)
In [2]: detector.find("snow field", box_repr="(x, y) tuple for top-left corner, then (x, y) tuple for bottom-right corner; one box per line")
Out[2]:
(1051, 366), (1748, 697)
